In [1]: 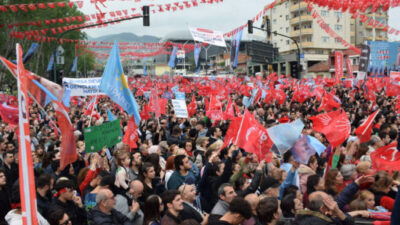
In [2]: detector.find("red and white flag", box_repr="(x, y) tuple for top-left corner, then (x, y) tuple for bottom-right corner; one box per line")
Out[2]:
(187, 95), (197, 117)
(0, 102), (19, 125)
(309, 110), (350, 148)
(355, 110), (379, 143)
(370, 142), (400, 172)
(16, 44), (39, 225)
(123, 116), (138, 150)
(53, 101), (77, 170)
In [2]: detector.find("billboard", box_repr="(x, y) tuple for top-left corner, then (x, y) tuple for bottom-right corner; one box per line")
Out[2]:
(368, 41), (400, 75)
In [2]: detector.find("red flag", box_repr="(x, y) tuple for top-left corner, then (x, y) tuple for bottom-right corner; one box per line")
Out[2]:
(53, 101), (77, 170)
(222, 117), (242, 150)
(187, 95), (197, 117)
(223, 97), (235, 120)
(159, 98), (168, 115)
(16, 44), (39, 225)
(123, 116), (138, 150)
(234, 110), (273, 159)
(149, 88), (161, 118)
(370, 142), (400, 172)
(140, 104), (151, 121)
(355, 110), (380, 143)
(0, 102), (19, 125)
(309, 110), (350, 148)
(318, 92), (341, 112)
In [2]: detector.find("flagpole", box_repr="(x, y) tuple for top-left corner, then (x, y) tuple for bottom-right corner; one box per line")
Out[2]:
(88, 95), (98, 127)
(234, 111), (246, 145)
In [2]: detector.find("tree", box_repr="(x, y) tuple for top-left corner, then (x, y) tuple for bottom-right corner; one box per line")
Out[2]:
(0, 0), (91, 86)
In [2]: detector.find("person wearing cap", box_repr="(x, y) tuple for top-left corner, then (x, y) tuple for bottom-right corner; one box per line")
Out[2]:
(49, 179), (87, 225)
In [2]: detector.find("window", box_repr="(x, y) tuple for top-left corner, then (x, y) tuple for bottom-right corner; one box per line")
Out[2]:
(286, 15), (289, 21)
(306, 36), (312, 42)
(286, 40), (290, 45)
(321, 10), (329, 17)
(274, 43), (277, 48)
(316, 50), (323, 54)
(334, 24), (342, 31)
(322, 36), (329, 42)
(285, 2), (289, 8)
(335, 38), (341, 43)
(286, 27), (289, 33)
(273, 19), (277, 24)
(334, 12), (342, 18)
(273, 8), (276, 13)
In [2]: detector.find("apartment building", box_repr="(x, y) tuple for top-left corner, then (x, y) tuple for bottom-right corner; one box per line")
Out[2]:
(268, 0), (388, 77)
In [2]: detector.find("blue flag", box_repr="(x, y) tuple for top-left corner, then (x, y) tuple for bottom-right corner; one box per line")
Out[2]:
(47, 54), (54, 72)
(71, 56), (78, 72)
(267, 119), (304, 154)
(107, 108), (117, 121)
(194, 44), (201, 67)
(62, 87), (72, 107)
(230, 29), (243, 69)
(99, 41), (141, 125)
(143, 57), (147, 75)
(168, 46), (178, 68)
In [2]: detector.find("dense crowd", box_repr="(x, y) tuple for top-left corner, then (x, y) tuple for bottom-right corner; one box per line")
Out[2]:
(0, 75), (400, 225)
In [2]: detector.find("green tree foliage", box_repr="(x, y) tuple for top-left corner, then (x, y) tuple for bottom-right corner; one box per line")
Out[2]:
(0, 0), (94, 87)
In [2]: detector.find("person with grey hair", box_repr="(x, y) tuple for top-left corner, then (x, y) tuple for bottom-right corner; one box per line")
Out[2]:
(341, 164), (357, 186)
(114, 180), (144, 225)
(88, 189), (137, 225)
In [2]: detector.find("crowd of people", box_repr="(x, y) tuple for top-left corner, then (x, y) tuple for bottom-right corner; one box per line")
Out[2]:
(0, 75), (399, 225)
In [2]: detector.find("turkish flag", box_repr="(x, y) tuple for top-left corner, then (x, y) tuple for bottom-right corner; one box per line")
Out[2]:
(386, 82), (400, 97)
(123, 116), (138, 150)
(0, 102), (19, 125)
(370, 142), (400, 172)
(223, 97), (235, 120)
(309, 110), (350, 148)
(187, 95), (197, 117)
(53, 101), (77, 170)
(355, 110), (380, 143)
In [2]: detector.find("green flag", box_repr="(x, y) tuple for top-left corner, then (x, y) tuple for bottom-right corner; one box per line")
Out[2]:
(83, 119), (122, 153)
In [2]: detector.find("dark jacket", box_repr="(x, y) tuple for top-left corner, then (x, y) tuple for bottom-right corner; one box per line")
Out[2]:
(161, 211), (181, 225)
(88, 206), (132, 225)
(236, 169), (262, 197)
(179, 201), (203, 223)
(294, 210), (354, 225)
(36, 192), (51, 218)
(0, 187), (11, 225)
(3, 163), (18, 190)
(391, 186), (400, 225)
(336, 182), (359, 211)
(49, 198), (87, 225)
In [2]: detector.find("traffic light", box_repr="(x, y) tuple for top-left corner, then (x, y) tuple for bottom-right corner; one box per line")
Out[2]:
(143, 6), (150, 26)
(248, 20), (253, 34)
(266, 16), (271, 35)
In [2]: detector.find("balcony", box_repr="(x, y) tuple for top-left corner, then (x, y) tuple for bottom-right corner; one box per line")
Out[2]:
(290, 41), (313, 49)
(289, 1), (308, 11)
(290, 15), (313, 24)
(366, 24), (386, 29)
(290, 28), (313, 37)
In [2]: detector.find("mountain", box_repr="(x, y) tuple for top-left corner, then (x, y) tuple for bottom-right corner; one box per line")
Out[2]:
(88, 32), (161, 43)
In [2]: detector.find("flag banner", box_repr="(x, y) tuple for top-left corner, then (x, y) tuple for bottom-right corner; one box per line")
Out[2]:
(123, 116), (138, 150)
(62, 77), (104, 96)
(0, 102), (19, 125)
(168, 46), (178, 68)
(335, 51), (343, 84)
(291, 135), (317, 164)
(230, 29), (243, 69)
(177, 50), (185, 59)
(356, 72), (366, 82)
(175, 91), (186, 100)
(346, 58), (353, 77)
(16, 43), (39, 225)
(70, 56), (78, 72)
(171, 99), (188, 118)
(83, 119), (122, 153)
(99, 41), (141, 125)
(0, 56), (65, 107)
(267, 119), (304, 154)
(53, 101), (77, 170)
(11, 43), (39, 64)
(306, 135), (326, 156)
(368, 41), (400, 73)
(194, 43), (201, 67)
(189, 26), (226, 47)
(370, 142), (400, 172)
(143, 57), (147, 75)
(355, 110), (380, 143)
(390, 71), (400, 81)
(47, 54), (54, 72)
(107, 108), (117, 121)
(309, 110), (351, 148)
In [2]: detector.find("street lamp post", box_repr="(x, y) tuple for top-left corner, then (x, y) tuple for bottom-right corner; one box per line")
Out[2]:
(52, 6), (149, 83)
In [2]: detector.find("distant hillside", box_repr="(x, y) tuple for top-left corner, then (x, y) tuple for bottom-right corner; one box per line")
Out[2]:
(88, 32), (161, 43)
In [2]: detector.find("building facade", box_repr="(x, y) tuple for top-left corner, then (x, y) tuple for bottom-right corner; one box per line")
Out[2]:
(269, 0), (388, 77)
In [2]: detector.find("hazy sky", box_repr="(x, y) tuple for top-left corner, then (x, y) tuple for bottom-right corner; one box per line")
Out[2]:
(81, 0), (400, 41)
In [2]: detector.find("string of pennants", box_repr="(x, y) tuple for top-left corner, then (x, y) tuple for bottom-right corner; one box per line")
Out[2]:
(306, 2), (361, 54)
(305, 0), (400, 14)
(0, 1), (84, 13)
(76, 42), (207, 50)
(350, 11), (400, 35)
